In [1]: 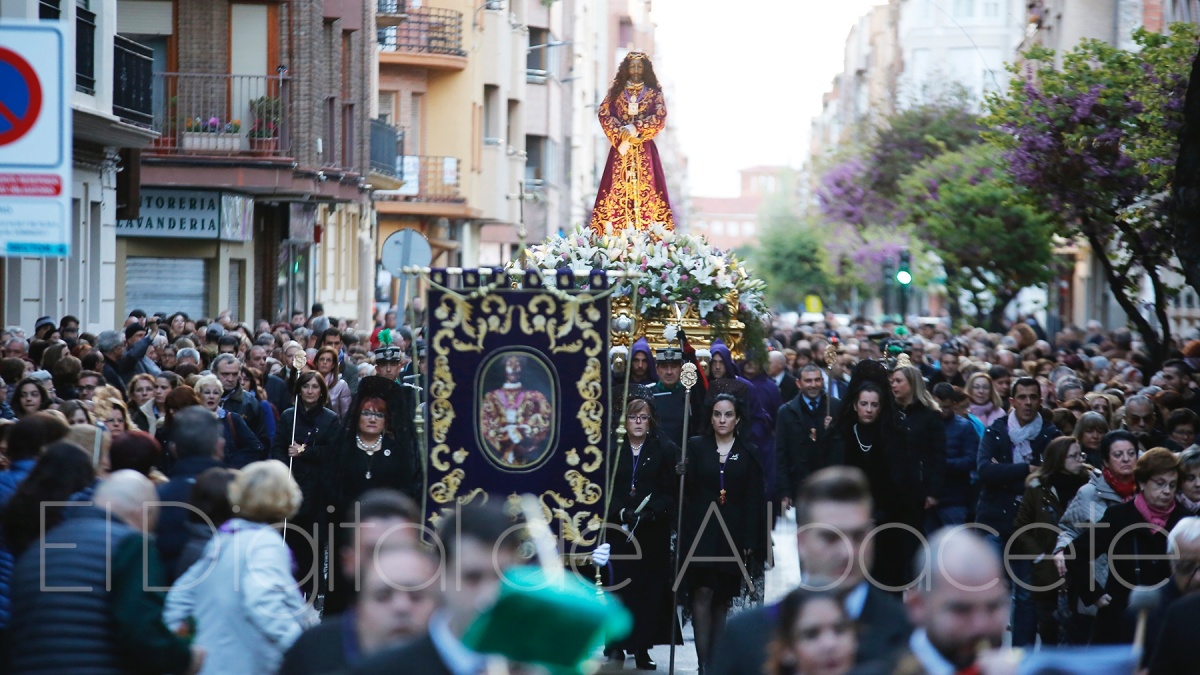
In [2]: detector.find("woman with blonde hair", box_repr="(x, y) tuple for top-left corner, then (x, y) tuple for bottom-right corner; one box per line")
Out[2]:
(126, 373), (158, 434)
(1085, 392), (1114, 426)
(92, 395), (134, 434)
(194, 374), (262, 468)
(164, 460), (312, 674)
(965, 371), (1005, 427)
(1073, 411), (1110, 467)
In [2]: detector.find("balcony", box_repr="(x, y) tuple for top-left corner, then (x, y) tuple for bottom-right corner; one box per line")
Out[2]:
(113, 36), (153, 127)
(369, 118), (405, 189)
(76, 6), (96, 94)
(377, 0), (406, 27)
(377, 6), (467, 70)
(146, 73), (292, 159)
(375, 155), (470, 217)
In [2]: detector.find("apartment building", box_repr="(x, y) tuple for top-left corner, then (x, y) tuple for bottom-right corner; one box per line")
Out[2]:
(0, 0), (158, 332)
(111, 0), (375, 324)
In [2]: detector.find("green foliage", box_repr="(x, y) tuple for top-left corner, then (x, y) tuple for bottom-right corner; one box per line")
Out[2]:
(983, 24), (1200, 362)
(900, 144), (1056, 327)
(868, 96), (981, 203)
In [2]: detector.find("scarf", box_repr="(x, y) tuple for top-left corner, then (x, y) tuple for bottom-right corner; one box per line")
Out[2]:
(1103, 466), (1138, 501)
(1006, 409), (1043, 464)
(969, 402), (997, 421)
(1134, 492), (1176, 529)
(1178, 492), (1200, 514)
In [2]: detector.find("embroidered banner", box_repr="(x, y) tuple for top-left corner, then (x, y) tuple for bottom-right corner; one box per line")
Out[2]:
(422, 268), (612, 547)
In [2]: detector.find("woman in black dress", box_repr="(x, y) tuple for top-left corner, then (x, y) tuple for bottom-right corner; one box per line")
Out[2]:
(269, 370), (339, 597)
(323, 376), (420, 614)
(835, 360), (917, 590)
(604, 393), (680, 669)
(680, 392), (767, 673)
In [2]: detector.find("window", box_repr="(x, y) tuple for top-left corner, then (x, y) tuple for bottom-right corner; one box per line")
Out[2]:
(694, 220), (707, 231)
(711, 221), (726, 235)
(483, 85), (501, 142)
(527, 27), (549, 73)
(526, 134), (546, 182)
(952, 0), (974, 17)
(744, 222), (758, 236)
(378, 92), (395, 124)
(982, 0), (1000, 17)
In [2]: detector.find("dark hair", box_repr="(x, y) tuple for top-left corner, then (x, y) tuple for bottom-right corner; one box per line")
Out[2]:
(0, 358), (26, 390)
(625, 397), (657, 438)
(604, 53), (662, 114)
(59, 315), (80, 330)
(320, 327), (342, 346)
(1166, 408), (1199, 435)
(704, 392), (746, 438)
(1163, 358), (1193, 377)
(1100, 429), (1140, 465)
(13, 377), (52, 417)
(6, 411), (71, 461)
(294, 370), (330, 411)
(156, 371), (183, 389)
(1011, 376), (1041, 398)
(439, 502), (517, 564)
(174, 363), (201, 380)
(766, 589), (852, 675)
(2, 442), (95, 554)
(163, 386), (203, 427)
(40, 342), (68, 373)
(315, 346), (340, 375)
(188, 467), (237, 526)
(59, 400), (94, 425)
(78, 369), (104, 385)
(795, 466), (873, 523)
(80, 350), (104, 372)
(109, 430), (163, 476)
(1030, 436), (1078, 485)
(1135, 447), (1180, 485)
(334, 489), (420, 552)
(52, 354), (82, 394)
(169, 404), (220, 459)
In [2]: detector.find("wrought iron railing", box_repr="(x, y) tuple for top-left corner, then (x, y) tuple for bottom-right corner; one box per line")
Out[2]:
(148, 73), (292, 158)
(377, 6), (465, 57)
(76, 7), (96, 94)
(113, 36), (153, 127)
(377, 155), (463, 202)
(370, 118), (404, 176)
(377, 0), (405, 15)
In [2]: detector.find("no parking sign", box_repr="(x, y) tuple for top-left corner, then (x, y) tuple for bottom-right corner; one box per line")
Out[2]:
(0, 21), (69, 257)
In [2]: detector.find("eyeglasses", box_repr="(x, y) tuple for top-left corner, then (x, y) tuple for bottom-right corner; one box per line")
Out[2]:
(1128, 413), (1155, 424)
(1066, 452), (1085, 460)
(361, 410), (386, 420)
(627, 415), (650, 422)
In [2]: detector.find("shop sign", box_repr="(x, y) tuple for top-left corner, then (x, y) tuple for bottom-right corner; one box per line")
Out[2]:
(116, 189), (254, 241)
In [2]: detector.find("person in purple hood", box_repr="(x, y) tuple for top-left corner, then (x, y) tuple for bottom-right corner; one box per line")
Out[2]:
(709, 340), (775, 503)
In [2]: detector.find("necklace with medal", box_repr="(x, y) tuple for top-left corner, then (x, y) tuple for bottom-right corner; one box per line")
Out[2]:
(717, 443), (733, 505)
(358, 434), (389, 479)
(629, 441), (644, 497)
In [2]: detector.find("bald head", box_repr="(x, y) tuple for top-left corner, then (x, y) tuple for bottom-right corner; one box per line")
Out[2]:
(95, 469), (157, 533)
(918, 528), (1002, 593)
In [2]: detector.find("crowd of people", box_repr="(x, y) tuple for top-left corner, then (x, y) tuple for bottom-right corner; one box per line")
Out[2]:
(3, 302), (1200, 674)
(602, 313), (1200, 674)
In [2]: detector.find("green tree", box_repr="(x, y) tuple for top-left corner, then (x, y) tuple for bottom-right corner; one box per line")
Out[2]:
(900, 145), (1057, 329)
(984, 25), (1200, 365)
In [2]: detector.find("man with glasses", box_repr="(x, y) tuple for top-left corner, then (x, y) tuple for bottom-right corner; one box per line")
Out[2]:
(77, 370), (104, 402)
(1144, 518), (1200, 671)
(1123, 394), (1167, 451)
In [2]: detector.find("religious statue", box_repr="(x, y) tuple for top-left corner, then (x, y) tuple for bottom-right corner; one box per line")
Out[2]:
(589, 51), (676, 235)
(480, 354), (554, 467)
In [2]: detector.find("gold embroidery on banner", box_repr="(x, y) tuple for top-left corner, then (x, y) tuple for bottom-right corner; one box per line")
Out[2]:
(582, 445), (603, 473)
(459, 488), (488, 505)
(538, 491), (599, 546)
(452, 448), (468, 464)
(430, 469), (465, 503)
(565, 448), (581, 466)
(430, 444), (452, 472)
(565, 470), (602, 505)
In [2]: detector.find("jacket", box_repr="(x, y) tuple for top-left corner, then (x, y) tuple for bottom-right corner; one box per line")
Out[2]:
(1012, 473), (1086, 590)
(8, 507), (191, 674)
(0, 457), (37, 628)
(940, 412), (980, 507)
(164, 519), (313, 675)
(101, 334), (152, 394)
(975, 415), (1060, 540)
(270, 405), (340, 526)
(898, 402), (946, 504)
(775, 393), (843, 500)
(217, 407), (265, 469)
(221, 386), (268, 449)
(155, 454), (226, 579)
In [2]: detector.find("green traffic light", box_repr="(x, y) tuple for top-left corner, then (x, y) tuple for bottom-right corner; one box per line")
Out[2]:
(896, 269), (912, 285)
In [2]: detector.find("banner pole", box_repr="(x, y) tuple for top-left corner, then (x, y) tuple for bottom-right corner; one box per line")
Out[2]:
(669, 361), (698, 675)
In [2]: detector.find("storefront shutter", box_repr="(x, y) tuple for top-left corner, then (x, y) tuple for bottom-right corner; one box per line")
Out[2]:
(126, 257), (209, 319)
(228, 259), (243, 323)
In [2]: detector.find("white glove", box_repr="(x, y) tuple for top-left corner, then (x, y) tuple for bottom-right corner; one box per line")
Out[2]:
(593, 542), (611, 566)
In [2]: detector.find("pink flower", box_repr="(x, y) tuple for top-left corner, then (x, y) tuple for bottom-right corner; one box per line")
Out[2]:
(661, 271), (668, 280)
(638, 287), (647, 295)
(680, 274), (689, 281)
(692, 287), (700, 294)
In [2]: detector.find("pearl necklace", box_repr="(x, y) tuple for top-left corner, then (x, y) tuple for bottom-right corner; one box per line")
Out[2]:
(357, 434), (382, 453)
(853, 424), (873, 454)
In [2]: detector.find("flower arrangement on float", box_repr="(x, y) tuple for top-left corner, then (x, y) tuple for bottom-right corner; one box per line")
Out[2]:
(525, 224), (767, 354)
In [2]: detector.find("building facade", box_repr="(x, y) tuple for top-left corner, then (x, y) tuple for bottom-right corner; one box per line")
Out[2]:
(113, 0), (374, 325)
(1, 0), (158, 333)
(690, 166), (792, 254)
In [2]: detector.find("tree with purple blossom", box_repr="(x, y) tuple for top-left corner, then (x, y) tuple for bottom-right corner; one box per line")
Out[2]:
(984, 25), (1200, 366)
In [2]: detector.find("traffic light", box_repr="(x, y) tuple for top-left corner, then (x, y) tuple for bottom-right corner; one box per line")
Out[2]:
(896, 250), (912, 286)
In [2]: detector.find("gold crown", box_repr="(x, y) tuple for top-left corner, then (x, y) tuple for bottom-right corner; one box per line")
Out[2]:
(626, 51), (648, 62)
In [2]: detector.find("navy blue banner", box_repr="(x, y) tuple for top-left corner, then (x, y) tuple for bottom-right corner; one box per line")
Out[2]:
(423, 269), (612, 546)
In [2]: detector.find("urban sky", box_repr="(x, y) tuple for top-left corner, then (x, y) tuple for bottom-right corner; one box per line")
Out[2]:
(653, 0), (883, 197)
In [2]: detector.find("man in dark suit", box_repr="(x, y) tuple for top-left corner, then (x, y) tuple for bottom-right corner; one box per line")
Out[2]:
(776, 364), (843, 505)
(280, 546), (439, 674)
(353, 503), (520, 675)
(711, 467), (910, 674)
(767, 352), (799, 403)
(851, 528), (1009, 675)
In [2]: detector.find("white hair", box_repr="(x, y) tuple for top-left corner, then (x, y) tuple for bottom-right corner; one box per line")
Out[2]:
(1168, 517), (1200, 560)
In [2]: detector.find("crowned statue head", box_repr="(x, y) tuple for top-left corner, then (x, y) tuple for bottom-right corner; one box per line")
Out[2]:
(608, 51), (660, 102)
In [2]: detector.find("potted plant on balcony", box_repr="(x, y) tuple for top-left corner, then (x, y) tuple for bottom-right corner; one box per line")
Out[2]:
(182, 116), (242, 153)
(247, 95), (281, 154)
